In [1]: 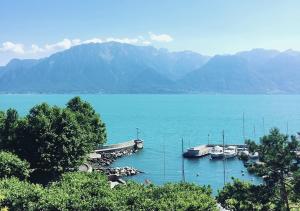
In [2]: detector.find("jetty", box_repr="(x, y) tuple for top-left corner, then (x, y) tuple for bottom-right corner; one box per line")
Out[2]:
(183, 144), (247, 158)
(94, 139), (144, 154)
(87, 139), (144, 183)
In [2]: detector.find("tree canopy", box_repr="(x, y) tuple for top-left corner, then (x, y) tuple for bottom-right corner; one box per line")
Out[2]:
(0, 172), (218, 211)
(0, 151), (30, 180)
(220, 128), (300, 211)
(0, 97), (107, 182)
(217, 179), (274, 211)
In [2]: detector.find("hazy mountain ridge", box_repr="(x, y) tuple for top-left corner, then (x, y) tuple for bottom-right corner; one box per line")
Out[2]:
(180, 48), (300, 93)
(0, 43), (300, 93)
(0, 42), (207, 93)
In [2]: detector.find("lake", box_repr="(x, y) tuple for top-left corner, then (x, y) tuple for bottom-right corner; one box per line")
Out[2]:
(1, 94), (300, 192)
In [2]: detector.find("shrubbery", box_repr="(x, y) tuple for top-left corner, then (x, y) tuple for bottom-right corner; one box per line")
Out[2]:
(0, 151), (30, 180)
(0, 172), (218, 211)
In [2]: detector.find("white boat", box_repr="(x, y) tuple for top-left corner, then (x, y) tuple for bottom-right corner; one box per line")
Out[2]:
(183, 145), (210, 158)
(224, 146), (237, 159)
(240, 150), (249, 156)
(249, 152), (259, 159)
(210, 146), (224, 159)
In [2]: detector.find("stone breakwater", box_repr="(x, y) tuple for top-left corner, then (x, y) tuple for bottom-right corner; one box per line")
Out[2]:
(89, 148), (142, 177)
(96, 166), (143, 177)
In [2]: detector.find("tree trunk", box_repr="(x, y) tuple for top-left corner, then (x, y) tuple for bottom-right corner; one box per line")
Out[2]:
(280, 172), (290, 211)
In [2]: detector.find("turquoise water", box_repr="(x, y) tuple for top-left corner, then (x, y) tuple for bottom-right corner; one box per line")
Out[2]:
(1, 94), (300, 192)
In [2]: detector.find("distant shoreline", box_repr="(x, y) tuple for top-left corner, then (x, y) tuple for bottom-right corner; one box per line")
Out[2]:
(0, 91), (299, 95)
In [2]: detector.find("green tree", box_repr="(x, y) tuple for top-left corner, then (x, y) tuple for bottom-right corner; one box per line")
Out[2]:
(36, 172), (116, 210)
(257, 128), (299, 211)
(0, 194), (8, 211)
(16, 103), (93, 179)
(0, 97), (106, 182)
(115, 182), (218, 211)
(0, 109), (19, 151)
(0, 151), (30, 180)
(0, 97), (107, 182)
(67, 96), (107, 147)
(292, 170), (300, 202)
(245, 139), (258, 153)
(0, 177), (43, 210)
(217, 179), (274, 211)
(219, 128), (299, 211)
(0, 171), (219, 211)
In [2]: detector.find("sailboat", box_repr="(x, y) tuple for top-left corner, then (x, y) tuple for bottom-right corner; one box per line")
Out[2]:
(210, 130), (237, 159)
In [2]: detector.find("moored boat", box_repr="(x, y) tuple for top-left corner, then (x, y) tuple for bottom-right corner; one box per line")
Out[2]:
(183, 145), (210, 158)
(224, 146), (237, 159)
(210, 146), (224, 159)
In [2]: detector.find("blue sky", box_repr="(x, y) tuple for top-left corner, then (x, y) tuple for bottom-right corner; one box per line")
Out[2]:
(1, 0), (300, 65)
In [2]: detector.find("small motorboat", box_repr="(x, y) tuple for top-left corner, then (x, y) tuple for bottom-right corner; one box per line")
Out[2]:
(210, 146), (224, 159)
(224, 146), (237, 159)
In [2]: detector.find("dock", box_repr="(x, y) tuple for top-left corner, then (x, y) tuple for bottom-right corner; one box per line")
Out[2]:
(183, 144), (247, 158)
(94, 139), (144, 154)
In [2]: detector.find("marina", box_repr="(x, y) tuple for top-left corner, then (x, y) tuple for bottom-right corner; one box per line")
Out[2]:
(183, 144), (247, 158)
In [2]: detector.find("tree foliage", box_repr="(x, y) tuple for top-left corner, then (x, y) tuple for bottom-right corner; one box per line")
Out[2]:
(244, 139), (258, 153)
(257, 128), (298, 210)
(0, 109), (19, 151)
(0, 97), (107, 181)
(0, 172), (218, 211)
(292, 170), (300, 202)
(35, 172), (116, 210)
(0, 151), (30, 180)
(0, 177), (44, 210)
(67, 96), (107, 148)
(219, 128), (300, 211)
(115, 181), (218, 211)
(217, 179), (274, 211)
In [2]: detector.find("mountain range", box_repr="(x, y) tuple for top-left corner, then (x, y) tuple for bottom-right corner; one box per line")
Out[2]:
(1, 42), (300, 94)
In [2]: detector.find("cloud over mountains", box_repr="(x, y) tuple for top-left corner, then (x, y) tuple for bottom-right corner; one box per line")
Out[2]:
(0, 33), (174, 64)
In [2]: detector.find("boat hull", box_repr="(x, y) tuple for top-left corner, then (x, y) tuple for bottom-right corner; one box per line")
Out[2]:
(210, 153), (224, 159)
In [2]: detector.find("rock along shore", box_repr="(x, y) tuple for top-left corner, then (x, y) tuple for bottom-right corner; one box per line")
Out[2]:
(89, 148), (142, 177)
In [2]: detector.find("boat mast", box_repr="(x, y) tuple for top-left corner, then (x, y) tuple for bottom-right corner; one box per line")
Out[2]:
(136, 128), (140, 140)
(222, 130), (225, 186)
(208, 133), (210, 145)
(163, 138), (166, 181)
(262, 117), (265, 135)
(181, 138), (185, 182)
(242, 112), (245, 141)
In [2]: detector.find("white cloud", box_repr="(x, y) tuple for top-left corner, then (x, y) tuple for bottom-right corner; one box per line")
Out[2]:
(0, 33), (165, 64)
(142, 40), (151, 45)
(0, 41), (25, 54)
(82, 38), (102, 44)
(45, 38), (74, 51)
(149, 32), (173, 42)
(105, 37), (139, 44)
(31, 44), (44, 53)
